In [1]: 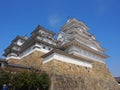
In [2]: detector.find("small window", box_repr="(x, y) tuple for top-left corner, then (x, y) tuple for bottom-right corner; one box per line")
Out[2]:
(20, 40), (24, 43)
(43, 46), (46, 49)
(0, 63), (1, 67)
(48, 48), (51, 50)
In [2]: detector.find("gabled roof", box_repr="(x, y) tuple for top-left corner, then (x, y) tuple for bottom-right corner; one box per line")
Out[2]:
(20, 34), (57, 53)
(7, 63), (31, 69)
(4, 42), (21, 51)
(12, 35), (28, 43)
(0, 58), (32, 69)
(3, 35), (28, 56)
(62, 18), (89, 31)
(61, 41), (108, 58)
(3, 47), (20, 57)
(31, 25), (55, 35)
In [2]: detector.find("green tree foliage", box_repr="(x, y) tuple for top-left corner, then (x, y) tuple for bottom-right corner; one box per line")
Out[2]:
(0, 70), (50, 90)
(0, 70), (11, 89)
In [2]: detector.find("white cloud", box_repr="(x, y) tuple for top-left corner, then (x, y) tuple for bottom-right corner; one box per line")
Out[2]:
(48, 14), (62, 28)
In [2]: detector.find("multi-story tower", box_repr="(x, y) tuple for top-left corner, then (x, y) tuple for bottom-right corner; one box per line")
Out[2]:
(58, 18), (107, 64)
(3, 25), (57, 60)
(2, 18), (120, 90)
(3, 36), (28, 57)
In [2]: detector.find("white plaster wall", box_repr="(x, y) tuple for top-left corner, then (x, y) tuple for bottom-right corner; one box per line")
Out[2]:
(17, 39), (24, 46)
(39, 30), (46, 34)
(12, 46), (20, 51)
(1, 62), (5, 67)
(20, 43), (50, 58)
(38, 30), (52, 37)
(37, 36), (56, 45)
(20, 45), (35, 57)
(7, 53), (17, 57)
(43, 53), (92, 68)
(68, 46), (105, 63)
(6, 43), (51, 60)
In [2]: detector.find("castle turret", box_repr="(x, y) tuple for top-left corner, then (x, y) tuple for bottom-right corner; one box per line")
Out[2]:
(20, 25), (57, 55)
(3, 36), (28, 57)
(57, 18), (108, 63)
(4, 25), (57, 60)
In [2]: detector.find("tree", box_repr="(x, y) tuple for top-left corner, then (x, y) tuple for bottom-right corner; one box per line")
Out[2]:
(0, 70), (50, 90)
(40, 73), (50, 90)
(0, 70), (11, 89)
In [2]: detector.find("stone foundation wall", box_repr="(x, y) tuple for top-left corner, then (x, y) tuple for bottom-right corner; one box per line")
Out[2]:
(7, 51), (44, 69)
(51, 74), (120, 90)
(7, 51), (120, 90)
(43, 60), (120, 90)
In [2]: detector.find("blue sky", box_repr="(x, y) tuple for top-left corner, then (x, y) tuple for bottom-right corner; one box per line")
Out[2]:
(0, 0), (120, 76)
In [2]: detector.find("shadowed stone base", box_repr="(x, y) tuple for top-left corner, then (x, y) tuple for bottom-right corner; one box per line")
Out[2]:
(50, 74), (119, 90)
(7, 51), (120, 90)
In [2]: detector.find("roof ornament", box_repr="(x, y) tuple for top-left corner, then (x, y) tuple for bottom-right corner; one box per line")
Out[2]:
(66, 17), (71, 23)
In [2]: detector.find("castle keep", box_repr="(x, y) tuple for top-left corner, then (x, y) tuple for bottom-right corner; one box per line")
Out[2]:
(3, 18), (120, 90)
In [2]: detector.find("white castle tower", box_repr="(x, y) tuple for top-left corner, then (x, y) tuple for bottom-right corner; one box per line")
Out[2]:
(57, 18), (107, 64)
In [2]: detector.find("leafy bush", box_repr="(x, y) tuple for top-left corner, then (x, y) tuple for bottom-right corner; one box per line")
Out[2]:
(0, 70), (50, 90)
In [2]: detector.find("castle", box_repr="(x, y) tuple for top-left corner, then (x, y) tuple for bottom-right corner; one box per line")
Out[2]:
(2, 18), (120, 90)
